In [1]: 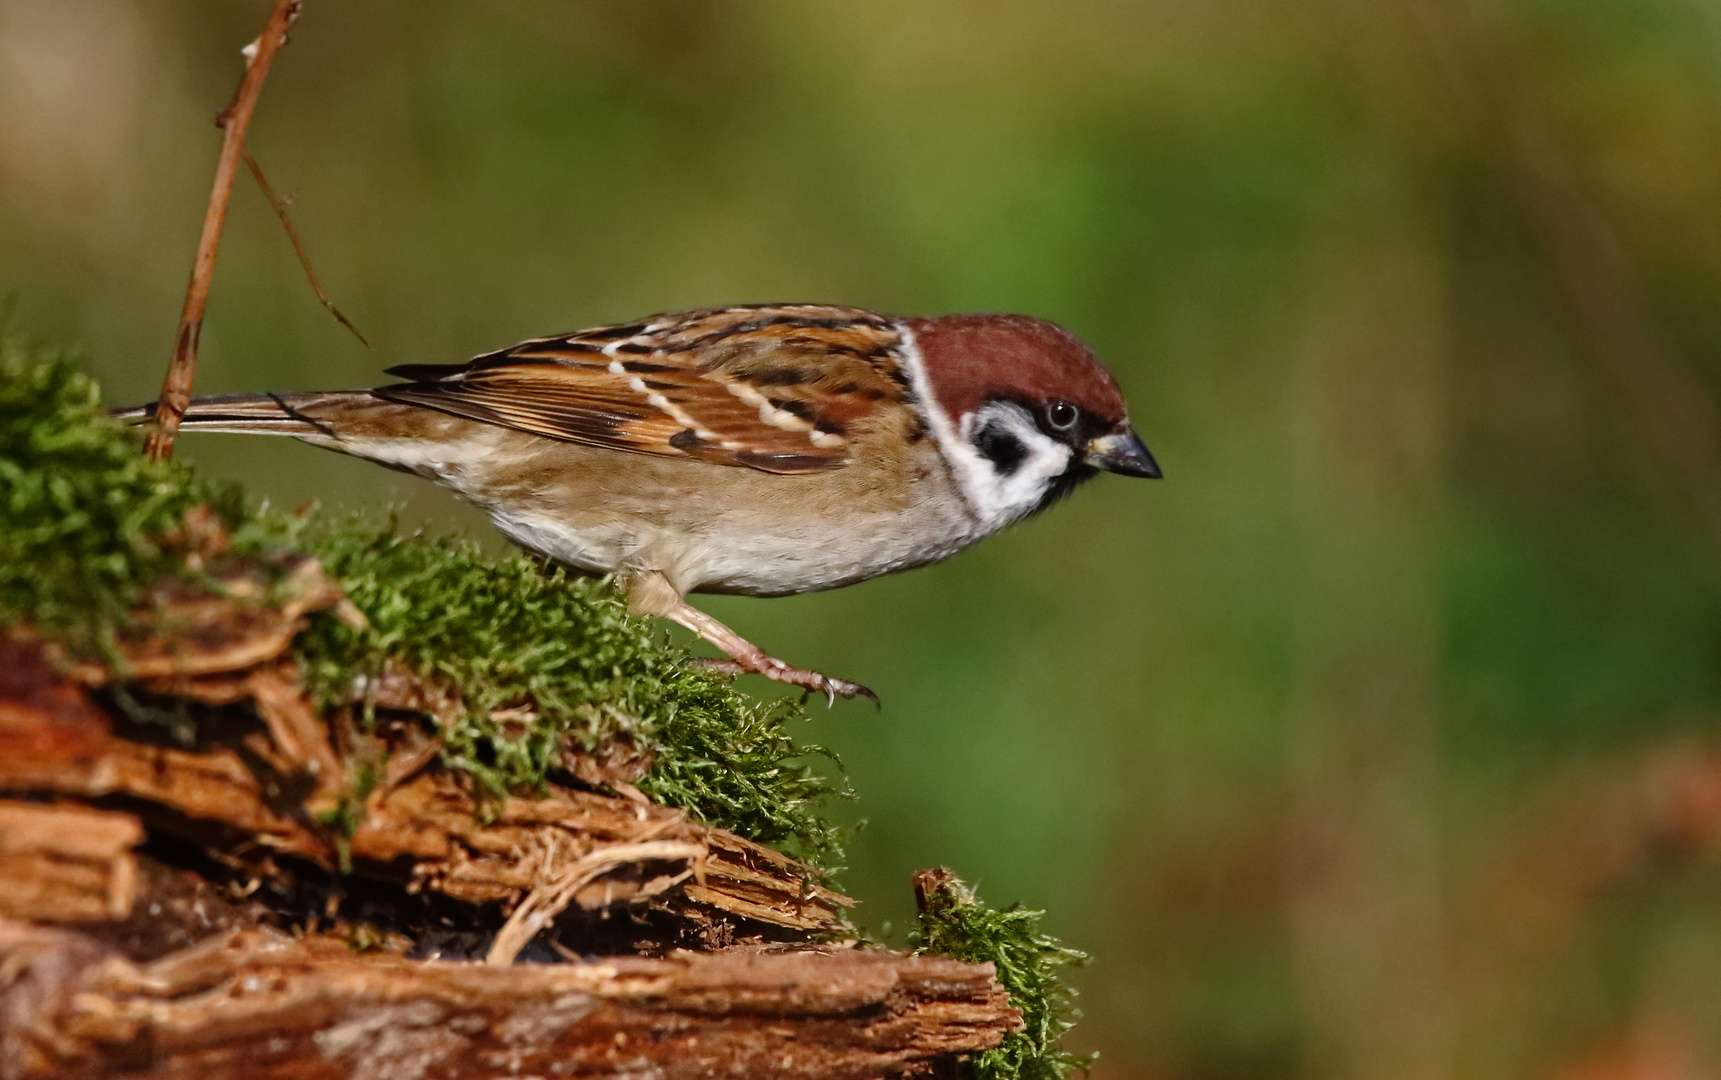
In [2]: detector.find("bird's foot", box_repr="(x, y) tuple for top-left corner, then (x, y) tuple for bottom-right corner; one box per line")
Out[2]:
(624, 571), (877, 707)
(686, 656), (876, 706)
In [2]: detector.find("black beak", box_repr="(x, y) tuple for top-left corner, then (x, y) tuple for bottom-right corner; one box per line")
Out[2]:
(1084, 428), (1162, 479)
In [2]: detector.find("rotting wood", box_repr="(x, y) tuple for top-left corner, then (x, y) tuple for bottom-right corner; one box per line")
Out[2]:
(0, 922), (1018, 1080)
(0, 507), (1017, 1076)
(0, 593), (1016, 1079)
(0, 636), (851, 938)
(53, 553), (354, 687)
(0, 802), (142, 923)
(0, 625), (1016, 1077)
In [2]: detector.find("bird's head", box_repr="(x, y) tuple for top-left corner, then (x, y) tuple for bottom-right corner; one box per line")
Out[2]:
(905, 313), (1159, 530)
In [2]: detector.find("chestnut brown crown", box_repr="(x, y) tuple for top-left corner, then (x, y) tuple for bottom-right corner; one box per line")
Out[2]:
(905, 313), (1129, 426)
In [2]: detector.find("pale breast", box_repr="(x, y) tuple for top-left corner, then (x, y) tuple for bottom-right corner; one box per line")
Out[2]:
(452, 421), (984, 597)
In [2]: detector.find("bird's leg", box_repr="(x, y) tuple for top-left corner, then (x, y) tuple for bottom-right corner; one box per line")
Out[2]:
(623, 570), (875, 705)
(670, 607), (878, 705)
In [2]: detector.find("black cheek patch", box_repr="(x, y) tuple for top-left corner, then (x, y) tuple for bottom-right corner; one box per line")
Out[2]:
(975, 424), (1027, 476)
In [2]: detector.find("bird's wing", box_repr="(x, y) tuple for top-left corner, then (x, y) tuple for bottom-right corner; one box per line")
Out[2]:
(375, 305), (913, 475)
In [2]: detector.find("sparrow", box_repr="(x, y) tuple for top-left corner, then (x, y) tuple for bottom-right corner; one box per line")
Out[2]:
(124, 304), (1160, 701)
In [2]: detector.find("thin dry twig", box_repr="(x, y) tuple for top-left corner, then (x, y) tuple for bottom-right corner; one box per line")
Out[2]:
(242, 149), (370, 348)
(485, 840), (707, 965)
(144, 0), (304, 463)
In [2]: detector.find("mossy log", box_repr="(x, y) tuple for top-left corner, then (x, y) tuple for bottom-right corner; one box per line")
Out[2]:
(0, 573), (1019, 1078)
(0, 642), (851, 940)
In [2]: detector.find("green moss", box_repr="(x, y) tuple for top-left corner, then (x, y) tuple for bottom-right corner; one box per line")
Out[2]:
(0, 341), (252, 656)
(0, 343), (842, 867)
(912, 869), (1092, 1080)
(294, 524), (845, 863)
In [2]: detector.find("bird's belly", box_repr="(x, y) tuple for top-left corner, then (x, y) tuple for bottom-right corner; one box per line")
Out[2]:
(684, 515), (979, 596)
(454, 435), (982, 597)
(481, 500), (978, 597)
(483, 506), (631, 577)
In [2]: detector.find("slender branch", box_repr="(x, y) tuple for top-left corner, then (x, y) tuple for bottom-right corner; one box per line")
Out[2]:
(242, 149), (370, 348)
(144, 0), (304, 463)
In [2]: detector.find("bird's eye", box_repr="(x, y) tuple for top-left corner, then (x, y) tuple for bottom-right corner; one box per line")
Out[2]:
(1045, 400), (1079, 431)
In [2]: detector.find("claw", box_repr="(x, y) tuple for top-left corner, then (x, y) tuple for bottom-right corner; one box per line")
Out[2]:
(818, 675), (877, 706)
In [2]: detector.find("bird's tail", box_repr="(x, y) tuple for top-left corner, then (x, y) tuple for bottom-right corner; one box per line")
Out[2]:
(112, 392), (376, 439)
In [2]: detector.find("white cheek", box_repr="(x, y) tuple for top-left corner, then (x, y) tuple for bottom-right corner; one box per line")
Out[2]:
(894, 325), (1073, 535)
(955, 404), (1074, 529)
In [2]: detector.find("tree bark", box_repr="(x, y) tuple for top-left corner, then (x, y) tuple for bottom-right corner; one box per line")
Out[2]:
(0, 922), (1014, 1080)
(0, 563), (1020, 1078)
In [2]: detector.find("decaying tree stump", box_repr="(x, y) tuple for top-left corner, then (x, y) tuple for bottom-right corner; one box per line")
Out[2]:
(1, 924), (1012, 1080)
(0, 560), (1022, 1078)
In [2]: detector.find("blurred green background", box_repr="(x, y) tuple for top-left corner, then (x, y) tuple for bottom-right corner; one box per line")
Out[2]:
(8, 1), (1721, 1076)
